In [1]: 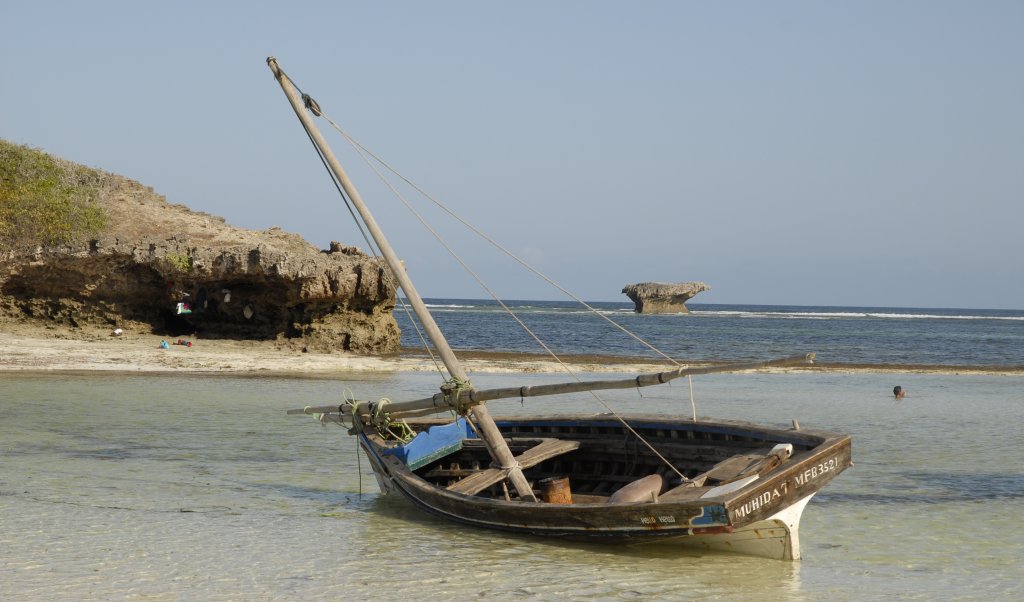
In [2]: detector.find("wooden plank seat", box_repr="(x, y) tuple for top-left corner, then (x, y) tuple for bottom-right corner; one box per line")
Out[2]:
(703, 452), (778, 482)
(660, 443), (793, 501)
(447, 438), (581, 496)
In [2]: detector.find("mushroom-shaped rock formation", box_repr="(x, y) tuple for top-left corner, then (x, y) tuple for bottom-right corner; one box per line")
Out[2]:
(621, 282), (710, 314)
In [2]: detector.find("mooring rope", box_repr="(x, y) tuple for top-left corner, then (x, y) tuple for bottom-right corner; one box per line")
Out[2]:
(355, 434), (363, 497)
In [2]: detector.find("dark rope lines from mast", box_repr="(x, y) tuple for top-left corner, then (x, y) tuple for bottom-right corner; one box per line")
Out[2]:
(290, 85), (446, 380)
(289, 75), (690, 481)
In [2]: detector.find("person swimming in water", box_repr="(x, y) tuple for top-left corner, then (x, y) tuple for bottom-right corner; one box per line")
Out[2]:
(893, 385), (906, 399)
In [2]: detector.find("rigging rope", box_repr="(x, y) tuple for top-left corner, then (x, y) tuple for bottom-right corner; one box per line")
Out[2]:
(292, 83), (691, 480)
(291, 86), (446, 380)
(319, 117), (684, 368)
(320, 114), (689, 479)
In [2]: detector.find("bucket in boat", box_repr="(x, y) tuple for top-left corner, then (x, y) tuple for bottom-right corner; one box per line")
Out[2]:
(539, 476), (573, 504)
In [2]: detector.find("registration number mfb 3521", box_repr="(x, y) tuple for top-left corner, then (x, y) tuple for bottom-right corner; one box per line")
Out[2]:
(794, 456), (841, 487)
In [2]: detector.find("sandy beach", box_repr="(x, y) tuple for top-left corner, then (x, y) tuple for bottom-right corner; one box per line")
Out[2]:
(2, 324), (1019, 377)
(0, 325), (667, 376)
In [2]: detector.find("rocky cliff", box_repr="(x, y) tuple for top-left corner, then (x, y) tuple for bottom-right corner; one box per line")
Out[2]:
(0, 142), (399, 353)
(621, 282), (710, 314)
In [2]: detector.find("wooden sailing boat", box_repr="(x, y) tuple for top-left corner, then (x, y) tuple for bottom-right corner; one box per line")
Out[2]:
(269, 57), (851, 560)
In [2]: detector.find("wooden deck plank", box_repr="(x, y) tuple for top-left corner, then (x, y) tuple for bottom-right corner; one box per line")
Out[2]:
(660, 446), (789, 500)
(701, 454), (766, 482)
(447, 438), (580, 496)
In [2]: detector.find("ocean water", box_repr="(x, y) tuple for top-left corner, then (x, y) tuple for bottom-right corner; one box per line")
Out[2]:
(3, 370), (1023, 600)
(398, 300), (1024, 368)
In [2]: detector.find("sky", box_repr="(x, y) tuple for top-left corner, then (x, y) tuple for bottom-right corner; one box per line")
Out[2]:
(2, 1), (1022, 309)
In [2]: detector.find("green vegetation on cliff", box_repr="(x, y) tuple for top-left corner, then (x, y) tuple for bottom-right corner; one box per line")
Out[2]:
(0, 140), (107, 247)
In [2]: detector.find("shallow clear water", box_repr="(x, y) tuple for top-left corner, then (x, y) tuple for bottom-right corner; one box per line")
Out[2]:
(2, 371), (1022, 600)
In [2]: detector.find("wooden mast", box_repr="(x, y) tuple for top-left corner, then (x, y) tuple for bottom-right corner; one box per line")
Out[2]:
(267, 57), (537, 502)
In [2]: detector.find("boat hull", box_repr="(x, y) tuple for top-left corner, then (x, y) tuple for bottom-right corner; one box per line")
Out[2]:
(357, 414), (851, 560)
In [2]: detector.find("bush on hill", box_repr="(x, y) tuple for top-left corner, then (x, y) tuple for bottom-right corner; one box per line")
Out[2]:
(0, 140), (107, 248)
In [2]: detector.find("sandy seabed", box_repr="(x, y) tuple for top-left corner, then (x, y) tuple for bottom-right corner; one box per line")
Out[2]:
(1, 325), (1019, 377)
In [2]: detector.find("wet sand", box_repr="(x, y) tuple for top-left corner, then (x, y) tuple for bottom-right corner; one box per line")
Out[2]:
(1, 327), (1020, 376)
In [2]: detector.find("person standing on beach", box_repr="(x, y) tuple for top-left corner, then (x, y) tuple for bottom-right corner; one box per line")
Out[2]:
(893, 386), (906, 399)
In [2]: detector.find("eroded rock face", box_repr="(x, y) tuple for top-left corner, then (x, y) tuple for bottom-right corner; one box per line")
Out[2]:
(0, 168), (399, 353)
(621, 282), (710, 314)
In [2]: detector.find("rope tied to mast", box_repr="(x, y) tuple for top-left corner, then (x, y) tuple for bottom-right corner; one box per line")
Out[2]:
(440, 376), (474, 415)
(302, 93), (322, 116)
(498, 460), (522, 472)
